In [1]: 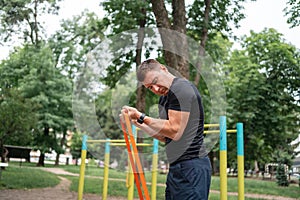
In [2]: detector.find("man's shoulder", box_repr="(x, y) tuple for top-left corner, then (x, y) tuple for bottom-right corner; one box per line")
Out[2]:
(172, 78), (194, 91)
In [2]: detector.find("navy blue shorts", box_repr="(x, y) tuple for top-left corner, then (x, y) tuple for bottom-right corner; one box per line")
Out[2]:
(165, 157), (212, 200)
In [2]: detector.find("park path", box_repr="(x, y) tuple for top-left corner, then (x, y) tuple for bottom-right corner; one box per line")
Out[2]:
(0, 167), (129, 200)
(0, 167), (298, 200)
(41, 168), (300, 200)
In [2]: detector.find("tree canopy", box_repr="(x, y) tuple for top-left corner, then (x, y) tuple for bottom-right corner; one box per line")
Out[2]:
(0, 0), (299, 175)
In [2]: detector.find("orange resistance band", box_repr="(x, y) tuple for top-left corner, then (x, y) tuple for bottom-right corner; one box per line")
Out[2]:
(120, 117), (144, 199)
(122, 114), (150, 200)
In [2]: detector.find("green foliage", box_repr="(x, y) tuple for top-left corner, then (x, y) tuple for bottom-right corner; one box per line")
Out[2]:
(0, 88), (37, 158)
(101, 0), (152, 34)
(95, 89), (121, 139)
(100, 1), (154, 89)
(276, 164), (289, 187)
(224, 28), (300, 170)
(284, 0), (300, 28)
(18, 44), (73, 129)
(0, 0), (61, 44)
(187, 0), (249, 41)
(0, 43), (73, 165)
(100, 51), (136, 88)
(274, 149), (291, 187)
(69, 131), (83, 159)
(48, 11), (106, 79)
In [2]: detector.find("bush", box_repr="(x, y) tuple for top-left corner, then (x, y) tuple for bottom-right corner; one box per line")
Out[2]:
(275, 164), (289, 187)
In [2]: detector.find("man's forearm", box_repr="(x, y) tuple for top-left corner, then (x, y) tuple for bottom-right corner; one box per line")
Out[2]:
(135, 122), (166, 142)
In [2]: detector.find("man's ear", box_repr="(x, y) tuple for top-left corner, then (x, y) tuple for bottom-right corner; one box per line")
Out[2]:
(160, 65), (168, 72)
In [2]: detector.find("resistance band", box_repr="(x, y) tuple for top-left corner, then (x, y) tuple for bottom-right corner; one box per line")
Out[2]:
(120, 117), (144, 199)
(121, 114), (150, 200)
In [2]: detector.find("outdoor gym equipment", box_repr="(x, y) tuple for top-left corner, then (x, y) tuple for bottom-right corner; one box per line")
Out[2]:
(77, 116), (158, 200)
(77, 116), (244, 200)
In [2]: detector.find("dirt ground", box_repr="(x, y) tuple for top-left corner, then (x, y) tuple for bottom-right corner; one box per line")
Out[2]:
(0, 168), (298, 200)
(0, 168), (129, 200)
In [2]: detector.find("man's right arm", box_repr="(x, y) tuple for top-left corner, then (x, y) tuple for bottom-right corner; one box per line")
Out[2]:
(134, 122), (166, 142)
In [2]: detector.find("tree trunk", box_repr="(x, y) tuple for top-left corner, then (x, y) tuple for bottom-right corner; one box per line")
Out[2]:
(0, 139), (4, 163)
(33, 0), (39, 45)
(0, 140), (7, 170)
(150, 0), (189, 78)
(55, 153), (60, 166)
(37, 153), (45, 167)
(194, 0), (211, 85)
(172, 0), (189, 78)
(55, 130), (67, 166)
(136, 2), (147, 152)
(254, 160), (259, 178)
(150, 0), (177, 72)
(37, 127), (50, 167)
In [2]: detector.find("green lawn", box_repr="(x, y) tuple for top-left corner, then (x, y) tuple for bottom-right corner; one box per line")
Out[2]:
(0, 166), (60, 189)
(1, 162), (299, 200)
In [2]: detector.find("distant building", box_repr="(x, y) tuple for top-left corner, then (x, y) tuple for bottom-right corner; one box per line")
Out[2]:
(291, 134), (300, 173)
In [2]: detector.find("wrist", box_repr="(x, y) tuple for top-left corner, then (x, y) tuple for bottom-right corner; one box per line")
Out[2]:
(137, 113), (146, 124)
(143, 115), (151, 125)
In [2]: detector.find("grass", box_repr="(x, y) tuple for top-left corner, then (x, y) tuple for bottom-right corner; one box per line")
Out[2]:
(1, 162), (299, 199)
(0, 166), (60, 189)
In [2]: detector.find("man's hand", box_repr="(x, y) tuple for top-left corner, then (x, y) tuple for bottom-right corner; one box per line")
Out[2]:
(120, 105), (142, 124)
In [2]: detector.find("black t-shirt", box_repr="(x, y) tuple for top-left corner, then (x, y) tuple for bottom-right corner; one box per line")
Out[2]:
(159, 77), (206, 164)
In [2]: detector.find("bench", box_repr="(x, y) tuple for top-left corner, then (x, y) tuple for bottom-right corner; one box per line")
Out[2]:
(0, 163), (8, 167)
(0, 162), (9, 180)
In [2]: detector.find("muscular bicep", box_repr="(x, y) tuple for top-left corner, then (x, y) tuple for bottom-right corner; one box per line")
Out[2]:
(167, 109), (190, 141)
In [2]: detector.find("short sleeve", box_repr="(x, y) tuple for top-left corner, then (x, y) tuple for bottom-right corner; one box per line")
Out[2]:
(167, 80), (195, 112)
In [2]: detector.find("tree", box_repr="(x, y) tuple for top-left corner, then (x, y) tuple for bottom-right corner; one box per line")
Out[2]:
(0, 0), (76, 166)
(0, 44), (73, 166)
(224, 28), (300, 173)
(101, 0), (150, 113)
(20, 44), (73, 166)
(69, 130), (84, 165)
(48, 11), (106, 165)
(98, 1), (251, 171)
(99, 0), (251, 117)
(0, 88), (37, 163)
(0, 0), (61, 45)
(49, 10), (106, 79)
(276, 164), (289, 186)
(284, 0), (300, 28)
(149, 0), (189, 77)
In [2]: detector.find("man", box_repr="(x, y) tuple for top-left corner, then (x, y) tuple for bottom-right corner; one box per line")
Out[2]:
(121, 59), (211, 200)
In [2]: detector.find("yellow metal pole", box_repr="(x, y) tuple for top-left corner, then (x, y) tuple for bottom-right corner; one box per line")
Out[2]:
(237, 123), (245, 200)
(78, 135), (88, 200)
(204, 124), (219, 128)
(110, 143), (152, 146)
(102, 139), (110, 200)
(219, 116), (227, 200)
(127, 158), (135, 200)
(127, 125), (136, 200)
(151, 139), (159, 200)
(87, 139), (125, 143)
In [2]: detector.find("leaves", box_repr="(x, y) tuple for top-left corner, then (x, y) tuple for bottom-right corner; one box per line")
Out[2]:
(0, 0), (61, 44)
(284, 0), (300, 28)
(225, 28), (300, 169)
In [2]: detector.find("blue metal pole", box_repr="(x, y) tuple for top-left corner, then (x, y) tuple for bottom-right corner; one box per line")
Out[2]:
(219, 116), (227, 200)
(237, 123), (244, 200)
(78, 135), (88, 200)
